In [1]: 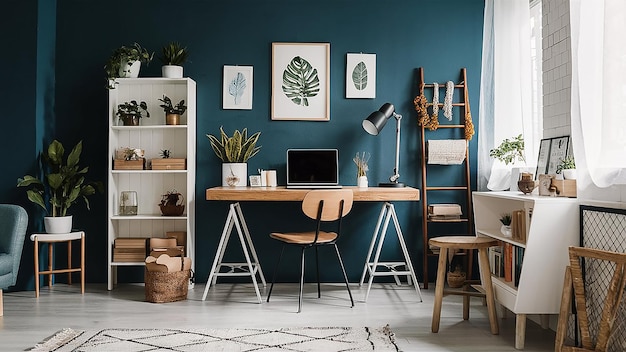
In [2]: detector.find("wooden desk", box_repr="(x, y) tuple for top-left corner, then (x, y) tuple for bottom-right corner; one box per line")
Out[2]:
(203, 186), (422, 303)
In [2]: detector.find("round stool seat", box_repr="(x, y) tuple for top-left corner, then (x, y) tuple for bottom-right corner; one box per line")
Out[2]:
(429, 236), (500, 250)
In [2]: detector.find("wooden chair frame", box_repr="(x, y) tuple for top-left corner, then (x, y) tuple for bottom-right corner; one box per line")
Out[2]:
(555, 246), (626, 352)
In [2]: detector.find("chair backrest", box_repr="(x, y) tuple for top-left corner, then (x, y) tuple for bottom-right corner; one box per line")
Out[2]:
(0, 204), (28, 289)
(555, 246), (626, 352)
(301, 189), (353, 221)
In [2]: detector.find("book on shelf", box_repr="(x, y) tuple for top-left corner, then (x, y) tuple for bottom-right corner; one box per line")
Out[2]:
(428, 214), (461, 221)
(504, 243), (513, 282)
(510, 209), (527, 243)
(114, 238), (148, 248)
(427, 204), (462, 216)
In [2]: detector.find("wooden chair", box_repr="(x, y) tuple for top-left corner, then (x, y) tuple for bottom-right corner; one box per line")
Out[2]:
(555, 246), (626, 352)
(266, 189), (354, 313)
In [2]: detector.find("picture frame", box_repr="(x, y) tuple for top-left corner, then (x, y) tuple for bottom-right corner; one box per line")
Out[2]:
(223, 65), (253, 110)
(536, 136), (571, 176)
(346, 53), (376, 99)
(271, 42), (330, 121)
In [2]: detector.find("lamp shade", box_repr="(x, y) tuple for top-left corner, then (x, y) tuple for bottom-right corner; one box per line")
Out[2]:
(362, 103), (396, 135)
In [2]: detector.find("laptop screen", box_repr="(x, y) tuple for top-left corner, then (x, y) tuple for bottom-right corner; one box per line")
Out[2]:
(286, 149), (340, 188)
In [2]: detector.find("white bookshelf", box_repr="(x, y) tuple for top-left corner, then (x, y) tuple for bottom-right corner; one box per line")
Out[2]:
(107, 78), (196, 290)
(472, 191), (578, 349)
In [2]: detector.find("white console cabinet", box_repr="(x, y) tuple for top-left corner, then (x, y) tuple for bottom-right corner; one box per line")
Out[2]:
(472, 191), (578, 349)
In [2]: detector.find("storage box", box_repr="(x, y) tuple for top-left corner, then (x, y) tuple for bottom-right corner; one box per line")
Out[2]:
(151, 158), (186, 170)
(551, 179), (577, 198)
(144, 269), (190, 303)
(113, 159), (145, 170)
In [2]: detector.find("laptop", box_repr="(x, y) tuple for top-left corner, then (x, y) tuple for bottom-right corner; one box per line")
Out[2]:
(286, 149), (342, 189)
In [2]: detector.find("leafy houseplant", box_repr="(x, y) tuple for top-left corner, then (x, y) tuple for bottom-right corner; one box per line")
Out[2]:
(158, 95), (186, 125)
(159, 189), (185, 216)
(116, 100), (150, 126)
(17, 140), (103, 232)
(159, 42), (189, 78)
(105, 42), (154, 89)
(489, 134), (525, 165)
(207, 126), (261, 163)
(556, 156), (576, 173)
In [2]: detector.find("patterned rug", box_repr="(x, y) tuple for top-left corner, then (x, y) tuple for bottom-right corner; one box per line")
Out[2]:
(30, 326), (400, 351)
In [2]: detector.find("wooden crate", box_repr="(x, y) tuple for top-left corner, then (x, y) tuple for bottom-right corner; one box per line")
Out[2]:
(551, 179), (577, 198)
(151, 158), (186, 170)
(113, 159), (145, 170)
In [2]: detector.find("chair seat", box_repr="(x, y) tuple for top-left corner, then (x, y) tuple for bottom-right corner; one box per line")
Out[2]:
(270, 231), (338, 244)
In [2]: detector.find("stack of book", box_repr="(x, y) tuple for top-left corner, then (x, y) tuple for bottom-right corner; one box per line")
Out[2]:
(113, 238), (147, 262)
(428, 203), (462, 221)
(488, 242), (525, 287)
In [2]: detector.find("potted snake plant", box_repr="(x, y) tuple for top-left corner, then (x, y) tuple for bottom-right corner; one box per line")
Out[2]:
(207, 126), (261, 187)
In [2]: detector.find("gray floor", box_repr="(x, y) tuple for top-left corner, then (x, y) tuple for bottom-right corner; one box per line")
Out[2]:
(0, 282), (556, 351)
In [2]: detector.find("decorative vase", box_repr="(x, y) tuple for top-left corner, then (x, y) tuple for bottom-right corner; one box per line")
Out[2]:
(119, 191), (138, 216)
(165, 113), (180, 125)
(119, 60), (141, 78)
(563, 169), (577, 180)
(500, 224), (512, 237)
(44, 215), (73, 234)
(222, 163), (247, 187)
(358, 175), (368, 188)
(162, 65), (183, 78)
(517, 173), (536, 195)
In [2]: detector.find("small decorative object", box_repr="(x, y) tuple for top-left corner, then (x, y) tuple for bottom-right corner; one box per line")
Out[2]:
(160, 149), (170, 158)
(116, 100), (150, 126)
(17, 140), (103, 233)
(447, 265), (466, 288)
(113, 147), (145, 170)
(500, 213), (512, 237)
(249, 175), (262, 187)
(556, 156), (576, 180)
(207, 126), (261, 187)
(353, 151), (370, 188)
(158, 95), (186, 125)
(159, 190), (185, 216)
(105, 42), (153, 89)
(538, 174), (554, 196)
(517, 172), (536, 195)
(489, 134), (526, 166)
(119, 191), (138, 215)
(159, 41), (189, 78)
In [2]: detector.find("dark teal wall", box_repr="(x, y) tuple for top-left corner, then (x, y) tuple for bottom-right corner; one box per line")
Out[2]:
(16, 0), (484, 286)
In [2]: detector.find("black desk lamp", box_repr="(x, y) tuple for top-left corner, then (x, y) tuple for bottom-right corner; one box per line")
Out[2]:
(362, 103), (405, 187)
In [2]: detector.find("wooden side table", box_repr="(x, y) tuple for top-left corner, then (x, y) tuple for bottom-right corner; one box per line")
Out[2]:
(30, 231), (85, 298)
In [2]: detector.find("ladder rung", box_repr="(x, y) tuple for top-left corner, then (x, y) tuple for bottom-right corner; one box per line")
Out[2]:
(423, 83), (464, 88)
(425, 186), (469, 191)
(426, 103), (465, 107)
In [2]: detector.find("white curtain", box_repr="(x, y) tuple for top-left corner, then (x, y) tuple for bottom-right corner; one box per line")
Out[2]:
(570, 0), (626, 188)
(478, 0), (535, 191)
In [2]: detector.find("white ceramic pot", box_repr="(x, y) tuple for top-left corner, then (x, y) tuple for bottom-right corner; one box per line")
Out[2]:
(44, 215), (73, 234)
(358, 175), (368, 188)
(500, 224), (512, 238)
(162, 65), (183, 78)
(563, 169), (577, 180)
(119, 60), (141, 78)
(222, 163), (247, 187)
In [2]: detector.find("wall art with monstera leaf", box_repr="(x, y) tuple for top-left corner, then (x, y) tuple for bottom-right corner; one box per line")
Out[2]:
(223, 65), (253, 110)
(271, 42), (330, 121)
(346, 53), (376, 99)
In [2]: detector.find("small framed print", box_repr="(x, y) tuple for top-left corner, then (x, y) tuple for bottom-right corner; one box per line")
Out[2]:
(271, 42), (330, 121)
(346, 53), (376, 98)
(223, 65), (253, 110)
(536, 138), (551, 177)
(547, 136), (570, 175)
(249, 175), (262, 187)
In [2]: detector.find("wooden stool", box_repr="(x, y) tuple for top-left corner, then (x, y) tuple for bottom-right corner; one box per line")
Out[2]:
(429, 236), (500, 335)
(30, 231), (85, 298)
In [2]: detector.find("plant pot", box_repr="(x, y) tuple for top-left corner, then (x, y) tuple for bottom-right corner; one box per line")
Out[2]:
(121, 115), (140, 126)
(222, 163), (247, 187)
(165, 113), (180, 125)
(44, 215), (73, 234)
(501, 224), (512, 237)
(357, 175), (368, 188)
(162, 65), (183, 78)
(119, 60), (141, 78)
(563, 169), (577, 180)
(159, 204), (185, 216)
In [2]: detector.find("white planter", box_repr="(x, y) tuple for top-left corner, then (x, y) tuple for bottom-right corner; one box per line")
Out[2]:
(500, 224), (512, 238)
(358, 175), (368, 188)
(222, 163), (247, 187)
(162, 65), (183, 78)
(562, 169), (577, 180)
(44, 215), (73, 234)
(119, 60), (141, 78)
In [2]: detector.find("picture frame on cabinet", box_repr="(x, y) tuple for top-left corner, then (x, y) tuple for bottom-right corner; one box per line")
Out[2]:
(271, 42), (330, 121)
(345, 53), (376, 99)
(546, 136), (570, 175)
(223, 65), (253, 110)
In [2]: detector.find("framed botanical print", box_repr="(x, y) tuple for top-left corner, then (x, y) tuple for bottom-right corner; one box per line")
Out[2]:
(346, 53), (376, 98)
(537, 136), (571, 175)
(271, 42), (330, 121)
(223, 65), (253, 110)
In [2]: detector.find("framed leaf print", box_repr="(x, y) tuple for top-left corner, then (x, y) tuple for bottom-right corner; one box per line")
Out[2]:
(271, 42), (330, 121)
(346, 53), (376, 98)
(223, 65), (253, 110)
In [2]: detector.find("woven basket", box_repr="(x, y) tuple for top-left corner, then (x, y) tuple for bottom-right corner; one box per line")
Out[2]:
(145, 269), (190, 303)
(447, 270), (467, 288)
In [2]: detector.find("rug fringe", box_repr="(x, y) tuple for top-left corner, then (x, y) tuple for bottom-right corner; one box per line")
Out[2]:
(29, 328), (81, 351)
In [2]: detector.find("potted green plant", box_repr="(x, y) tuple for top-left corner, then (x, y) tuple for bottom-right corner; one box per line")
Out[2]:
(116, 100), (150, 126)
(105, 42), (154, 89)
(499, 213), (512, 237)
(159, 42), (189, 78)
(489, 134), (525, 165)
(17, 140), (103, 233)
(207, 126), (261, 186)
(556, 156), (576, 180)
(158, 95), (187, 125)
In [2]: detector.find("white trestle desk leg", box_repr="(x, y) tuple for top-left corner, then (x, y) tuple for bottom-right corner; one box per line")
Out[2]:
(202, 202), (264, 303)
(361, 202), (422, 302)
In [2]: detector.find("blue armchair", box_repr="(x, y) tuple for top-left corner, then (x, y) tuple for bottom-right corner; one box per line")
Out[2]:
(0, 204), (28, 316)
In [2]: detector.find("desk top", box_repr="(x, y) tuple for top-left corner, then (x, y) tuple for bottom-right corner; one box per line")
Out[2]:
(206, 186), (420, 202)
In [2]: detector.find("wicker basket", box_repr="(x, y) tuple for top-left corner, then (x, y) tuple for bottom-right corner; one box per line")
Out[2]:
(447, 269), (467, 288)
(145, 268), (190, 303)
